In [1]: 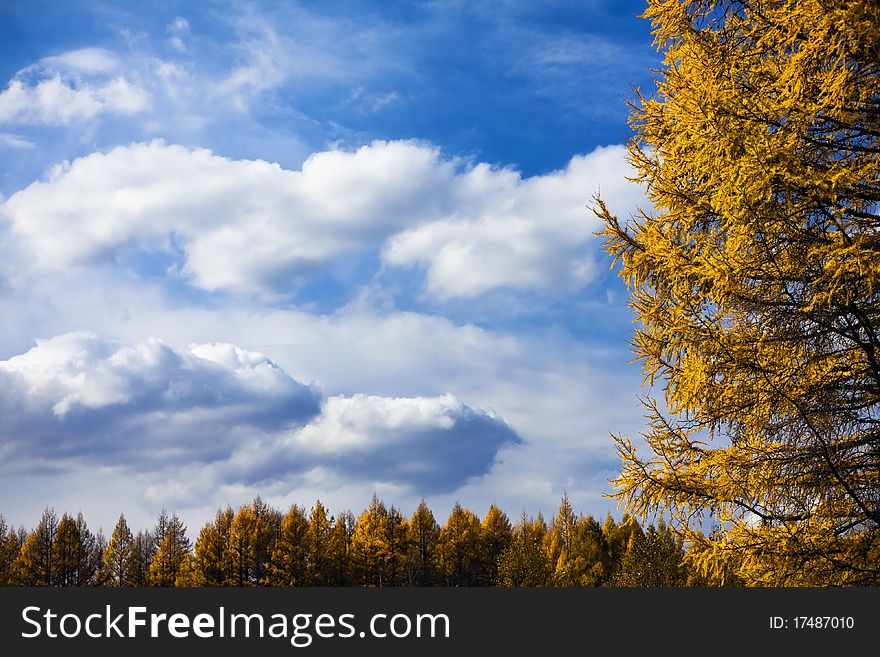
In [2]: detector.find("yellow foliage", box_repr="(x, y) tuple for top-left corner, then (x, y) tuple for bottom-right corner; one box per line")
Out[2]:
(597, 0), (880, 585)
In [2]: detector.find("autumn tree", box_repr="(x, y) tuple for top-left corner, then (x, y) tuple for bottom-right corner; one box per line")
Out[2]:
(16, 508), (58, 586)
(327, 510), (355, 586)
(102, 514), (137, 587)
(351, 495), (390, 587)
(91, 529), (107, 585)
(132, 530), (154, 586)
(0, 516), (21, 585)
(602, 514), (640, 575)
(174, 553), (200, 587)
(383, 505), (409, 587)
(479, 505), (513, 586)
(437, 502), (483, 586)
(148, 513), (191, 586)
(568, 514), (611, 586)
(304, 501), (334, 585)
(615, 518), (690, 588)
(545, 495), (578, 586)
(596, 0), (880, 585)
(614, 519), (688, 587)
(52, 513), (84, 587)
(407, 500), (440, 586)
(497, 513), (551, 587)
(193, 507), (235, 586)
(267, 504), (308, 586)
(73, 513), (100, 586)
(230, 498), (280, 586)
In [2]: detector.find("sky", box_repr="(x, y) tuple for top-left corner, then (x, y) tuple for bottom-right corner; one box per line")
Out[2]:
(0, 0), (660, 537)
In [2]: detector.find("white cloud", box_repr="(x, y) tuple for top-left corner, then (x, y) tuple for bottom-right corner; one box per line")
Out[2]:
(214, 8), (403, 113)
(0, 332), (321, 469)
(210, 392), (521, 494)
(38, 48), (121, 75)
(218, 20), (287, 110)
(1, 139), (451, 293)
(0, 47), (150, 125)
(0, 250), (641, 527)
(295, 394), (462, 451)
(0, 132), (34, 149)
(0, 331), (520, 499)
(345, 86), (401, 113)
(382, 144), (641, 298)
(167, 17), (190, 53)
(1, 140), (642, 298)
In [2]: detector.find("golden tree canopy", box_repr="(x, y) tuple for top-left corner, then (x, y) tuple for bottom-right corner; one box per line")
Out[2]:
(597, 0), (880, 585)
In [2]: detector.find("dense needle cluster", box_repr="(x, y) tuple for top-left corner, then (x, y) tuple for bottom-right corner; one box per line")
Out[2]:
(597, 0), (880, 584)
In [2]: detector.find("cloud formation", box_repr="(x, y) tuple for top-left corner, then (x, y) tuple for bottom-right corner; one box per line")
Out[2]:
(1, 140), (642, 299)
(287, 393), (520, 491)
(167, 17), (190, 53)
(0, 48), (151, 125)
(0, 332), (321, 469)
(0, 332), (518, 497)
(383, 144), (640, 298)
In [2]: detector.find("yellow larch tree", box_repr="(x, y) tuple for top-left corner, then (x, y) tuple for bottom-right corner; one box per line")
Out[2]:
(597, 0), (880, 585)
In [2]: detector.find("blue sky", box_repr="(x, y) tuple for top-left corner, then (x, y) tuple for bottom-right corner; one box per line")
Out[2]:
(0, 0), (658, 535)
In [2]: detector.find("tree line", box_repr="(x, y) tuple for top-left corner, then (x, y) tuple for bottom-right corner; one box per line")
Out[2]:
(0, 495), (705, 587)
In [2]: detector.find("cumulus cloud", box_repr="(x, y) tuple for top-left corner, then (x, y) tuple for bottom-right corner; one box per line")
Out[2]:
(1, 139), (642, 298)
(383, 145), (641, 298)
(141, 391), (521, 507)
(284, 393), (521, 491)
(0, 332), (519, 497)
(1, 139), (449, 293)
(0, 332), (321, 469)
(0, 48), (150, 125)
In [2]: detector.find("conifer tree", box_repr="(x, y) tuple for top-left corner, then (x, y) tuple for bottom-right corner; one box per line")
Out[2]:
(602, 513), (640, 576)
(496, 513), (551, 587)
(437, 502), (482, 586)
(383, 505), (409, 587)
(52, 513), (83, 587)
(480, 505), (513, 586)
(0, 516), (20, 586)
(194, 507), (235, 586)
(545, 495), (578, 586)
(148, 514), (190, 586)
(174, 553), (201, 587)
(597, 0), (880, 585)
(267, 504), (308, 586)
(132, 531), (154, 587)
(152, 509), (170, 554)
(569, 514), (611, 586)
(73, 513), (99, 586)
(229, 503), (257, 586)
(613, 520), (687, 587)
(351, 495), (390, 586)
(407, 500), (440, 586)
(16, 507), (58, 586)
(91, 529), (107, 585)
(304, 501), (334, 585)
(327, 510), (355, 586)
(102, 514), (137, 587)
(226, 497), (280, 586)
